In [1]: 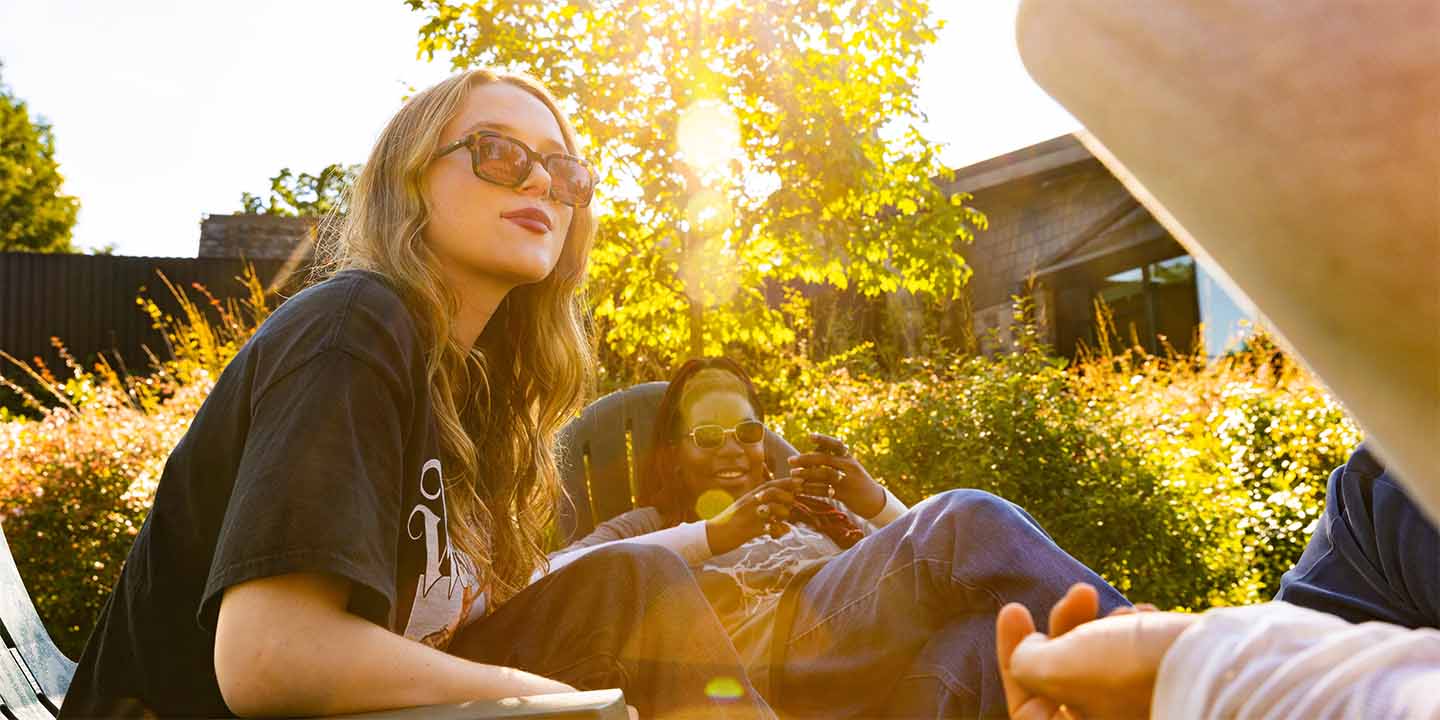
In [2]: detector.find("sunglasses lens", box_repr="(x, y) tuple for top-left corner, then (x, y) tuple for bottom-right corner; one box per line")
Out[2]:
(545, 157), (595, 207)
(736, 420), (765, 444)
(692, 426), (725, 449)
(474, 135), (531, 185)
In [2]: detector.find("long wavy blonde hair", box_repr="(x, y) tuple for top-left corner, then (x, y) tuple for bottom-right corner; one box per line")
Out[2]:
(313, 68), (596, 604)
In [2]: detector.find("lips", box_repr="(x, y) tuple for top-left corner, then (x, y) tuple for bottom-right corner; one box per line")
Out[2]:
(713, 468), (750, 485)
(501, 207), (552, 234)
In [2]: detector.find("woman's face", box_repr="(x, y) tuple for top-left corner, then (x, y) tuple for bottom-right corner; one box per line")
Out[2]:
(674, 385), (767, 504)
(423, 81), (575, 293)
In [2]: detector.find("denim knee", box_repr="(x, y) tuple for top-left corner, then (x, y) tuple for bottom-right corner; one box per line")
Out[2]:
(915, 489), (1048, 542)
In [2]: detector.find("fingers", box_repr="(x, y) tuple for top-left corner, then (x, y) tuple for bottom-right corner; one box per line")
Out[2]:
(757, 476), (802, 494)
(789, 462), (845, 486)
(1047, 583), (1100, 637)
(1007, 611), (1198, 713)
(800, 481), (837, 498)
(997, 603), (1063, 720)
(808, 432), (848, 456)
(751, 484), (797, 509)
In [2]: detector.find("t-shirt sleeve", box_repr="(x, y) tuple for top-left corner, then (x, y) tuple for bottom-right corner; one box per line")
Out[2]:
(198, 348), (410, 632)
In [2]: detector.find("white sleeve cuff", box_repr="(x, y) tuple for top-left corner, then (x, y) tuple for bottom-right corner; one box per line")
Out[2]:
(864, 487), (909, 527)
(537, 520), (713, 584)
(662, 520), (714, 565)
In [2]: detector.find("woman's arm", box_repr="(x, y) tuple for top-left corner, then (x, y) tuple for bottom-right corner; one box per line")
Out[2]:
(540, 512), (711, 581)
(215, 572), (575, 717)
(540, 478), (809, 583)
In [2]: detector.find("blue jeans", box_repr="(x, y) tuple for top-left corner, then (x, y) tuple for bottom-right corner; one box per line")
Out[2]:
(775, 489), (1129, 718)
(1275, 443), (1440, 629)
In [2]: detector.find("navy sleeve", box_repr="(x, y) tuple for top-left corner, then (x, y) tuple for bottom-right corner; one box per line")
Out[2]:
(198, 348), (409, 632)
(1275, 444), (1440, 629)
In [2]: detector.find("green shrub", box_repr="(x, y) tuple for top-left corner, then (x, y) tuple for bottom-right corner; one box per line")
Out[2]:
(771, 309), (1359, 609)
(0, 270), (271, 656)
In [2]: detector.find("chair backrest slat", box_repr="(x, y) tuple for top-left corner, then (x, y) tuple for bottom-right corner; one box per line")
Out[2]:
(556, 382), (798, 548)
(0, 521), (75, 718)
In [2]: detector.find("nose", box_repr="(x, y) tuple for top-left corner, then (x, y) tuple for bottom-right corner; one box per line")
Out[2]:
(516, 159), (553, 200)
(716, 434), (745, 458)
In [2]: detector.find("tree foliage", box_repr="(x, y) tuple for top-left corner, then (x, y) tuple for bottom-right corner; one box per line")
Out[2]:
(239, 163), (360, 217)
(0, 62), (79, 253)
(408, 0), (985, 382)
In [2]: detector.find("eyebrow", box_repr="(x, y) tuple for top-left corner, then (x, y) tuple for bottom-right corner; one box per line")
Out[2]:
(459, 120), (568, 155)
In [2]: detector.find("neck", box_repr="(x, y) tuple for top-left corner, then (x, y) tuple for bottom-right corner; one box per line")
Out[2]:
(440, 266), (514, 348)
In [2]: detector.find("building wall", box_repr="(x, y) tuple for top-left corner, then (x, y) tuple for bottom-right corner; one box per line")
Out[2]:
(955, 158), (1138, 351)
(198, 214), (315, 260)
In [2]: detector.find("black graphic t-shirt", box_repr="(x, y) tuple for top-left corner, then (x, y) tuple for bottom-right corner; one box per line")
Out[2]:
(60, 270), (487, 718)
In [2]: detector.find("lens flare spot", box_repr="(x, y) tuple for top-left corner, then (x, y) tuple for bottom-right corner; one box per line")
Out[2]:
(685, 189), (735, 238)
(679, 234), (743, 307)
(677, 100), (741, 172)
(695, 489), (735, 520)
(705, 675), (745, 701)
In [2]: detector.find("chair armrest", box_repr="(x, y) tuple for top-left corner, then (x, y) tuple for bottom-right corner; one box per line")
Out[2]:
(325, 689), (627, 720)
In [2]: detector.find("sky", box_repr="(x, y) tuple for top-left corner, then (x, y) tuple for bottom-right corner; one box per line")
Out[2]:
(0, 0), (1079, 258)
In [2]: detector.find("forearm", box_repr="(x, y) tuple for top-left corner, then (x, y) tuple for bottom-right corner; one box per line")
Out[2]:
(1154, 602), (1440, 718)
(859, 485), (907, 526)
(216, 579), (571, 716)
(539, 521), (711, 582)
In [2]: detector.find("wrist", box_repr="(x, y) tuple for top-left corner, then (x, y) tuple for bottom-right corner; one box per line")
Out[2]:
(705, 518), (739, 555)
(847, 480), (887, 519)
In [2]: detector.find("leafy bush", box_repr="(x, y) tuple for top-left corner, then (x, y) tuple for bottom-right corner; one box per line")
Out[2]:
(0, 270), (271, 656)
(771, 307), (1360, 609)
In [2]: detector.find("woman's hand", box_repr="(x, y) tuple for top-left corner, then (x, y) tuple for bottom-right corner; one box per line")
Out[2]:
(996, 583), (1188, 719)
(704, 477), (801, 555)
(787, 433), (885, 518)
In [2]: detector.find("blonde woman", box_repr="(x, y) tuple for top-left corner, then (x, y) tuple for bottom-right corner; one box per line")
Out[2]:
(61, 70), (770, 719)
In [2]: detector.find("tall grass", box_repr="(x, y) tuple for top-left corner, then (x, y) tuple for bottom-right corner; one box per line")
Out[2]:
(0, 267), (273, 655)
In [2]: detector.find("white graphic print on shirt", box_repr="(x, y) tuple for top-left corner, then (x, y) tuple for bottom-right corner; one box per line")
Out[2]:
(402, 458), (488, 648)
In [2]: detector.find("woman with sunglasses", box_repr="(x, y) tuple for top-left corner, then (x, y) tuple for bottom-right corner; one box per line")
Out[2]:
(544, 357), (1130, 717)
(61, 71), (771, 719)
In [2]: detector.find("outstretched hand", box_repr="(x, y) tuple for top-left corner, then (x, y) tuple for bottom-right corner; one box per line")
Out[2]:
(997, 584), (1171, 719)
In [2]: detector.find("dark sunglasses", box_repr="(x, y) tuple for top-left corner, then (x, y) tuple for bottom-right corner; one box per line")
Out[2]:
(434, 130), (595, 208)
(686, 420), (766, 450)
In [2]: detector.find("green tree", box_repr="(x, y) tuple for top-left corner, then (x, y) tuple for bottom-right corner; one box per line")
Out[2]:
(409, 0), (984, 382)
(239, 163), (360, 217)
(0, 62), (79, 253)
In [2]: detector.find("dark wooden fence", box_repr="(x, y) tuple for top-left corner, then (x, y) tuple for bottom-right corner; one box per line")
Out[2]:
(0, 253), (303, 396)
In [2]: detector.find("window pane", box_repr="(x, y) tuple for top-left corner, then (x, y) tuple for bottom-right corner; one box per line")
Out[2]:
(1197, 263), (1257, 356)
(1150, 256), (1199, 353)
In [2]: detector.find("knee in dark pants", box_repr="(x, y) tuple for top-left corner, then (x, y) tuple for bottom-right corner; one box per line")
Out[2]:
(558, 544), (694, 595)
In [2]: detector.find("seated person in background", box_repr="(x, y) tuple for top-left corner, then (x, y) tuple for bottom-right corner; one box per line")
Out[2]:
(995, 0), (1440, 717)
(540, 356), (1129, 718)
